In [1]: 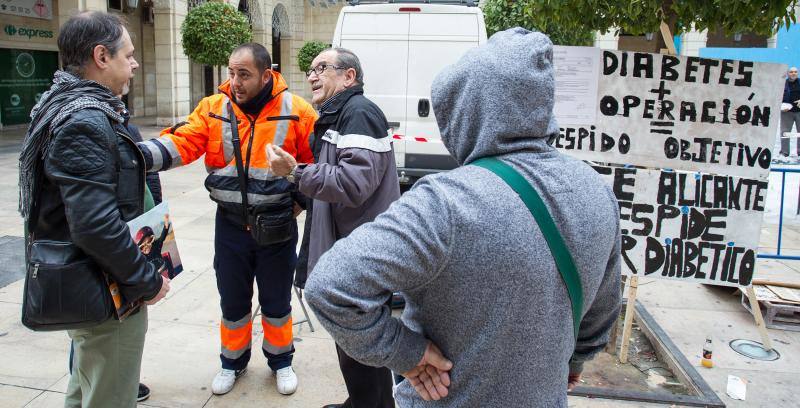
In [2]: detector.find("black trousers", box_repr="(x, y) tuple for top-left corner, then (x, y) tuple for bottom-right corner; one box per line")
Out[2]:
(215, 211), (297, 371)
(336, 344), (395, 408)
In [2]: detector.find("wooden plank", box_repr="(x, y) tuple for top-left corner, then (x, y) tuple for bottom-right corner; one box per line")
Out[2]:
(753, 285), (782, 302)
(745, 286), (774, 350)
(766, 285), (800, 304)
(752, 279), (800, 290)
(742, 294), (800, 331)
(619, 276), (639, 363)
(659, 21), (678, 55)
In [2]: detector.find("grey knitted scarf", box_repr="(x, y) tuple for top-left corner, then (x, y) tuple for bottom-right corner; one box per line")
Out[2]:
(18, 70), (125, 220)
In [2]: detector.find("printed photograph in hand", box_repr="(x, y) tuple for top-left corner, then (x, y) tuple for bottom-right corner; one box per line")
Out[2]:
(128, 202), (183, 279)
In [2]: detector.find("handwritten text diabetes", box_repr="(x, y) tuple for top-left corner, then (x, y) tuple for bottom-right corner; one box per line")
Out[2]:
(555, 52), (773, 170)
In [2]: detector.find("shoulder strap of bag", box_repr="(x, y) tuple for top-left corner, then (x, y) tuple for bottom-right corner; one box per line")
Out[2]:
(25, 160), (45, 247)
(227, 102), (251, 227)
(472, 157), (584, 339)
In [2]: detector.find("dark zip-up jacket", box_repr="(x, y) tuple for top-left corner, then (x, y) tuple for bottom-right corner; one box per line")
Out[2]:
(784, 79), (800, 112)
(295, 85), (400, 279)
(34, 108), (162, 306)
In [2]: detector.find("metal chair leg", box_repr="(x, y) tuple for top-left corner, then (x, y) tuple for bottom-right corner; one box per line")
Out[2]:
(292, 286), (315, 332)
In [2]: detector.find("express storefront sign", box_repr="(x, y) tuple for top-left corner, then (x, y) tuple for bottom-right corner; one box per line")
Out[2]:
(3, 24), (54, 39)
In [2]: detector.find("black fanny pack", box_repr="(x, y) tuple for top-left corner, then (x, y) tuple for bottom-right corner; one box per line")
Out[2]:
(247, 199), (294, 246)
(22, 240), (114, 331)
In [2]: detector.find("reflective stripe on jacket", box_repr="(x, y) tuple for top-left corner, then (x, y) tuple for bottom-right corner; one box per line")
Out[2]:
(139, 71), (316, 213)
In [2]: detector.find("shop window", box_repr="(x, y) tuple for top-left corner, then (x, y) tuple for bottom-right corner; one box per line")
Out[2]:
(706, 30), (767, 48)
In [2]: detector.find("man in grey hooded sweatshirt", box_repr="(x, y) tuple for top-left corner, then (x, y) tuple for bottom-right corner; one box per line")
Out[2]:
(305, 28), (622, 407)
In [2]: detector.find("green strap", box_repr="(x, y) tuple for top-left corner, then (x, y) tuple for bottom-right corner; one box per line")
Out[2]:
(472, 157), (584, 338)
(143, 184), (156, 212)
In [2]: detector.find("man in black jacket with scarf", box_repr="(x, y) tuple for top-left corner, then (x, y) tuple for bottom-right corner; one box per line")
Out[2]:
(19, 11), (168, 408)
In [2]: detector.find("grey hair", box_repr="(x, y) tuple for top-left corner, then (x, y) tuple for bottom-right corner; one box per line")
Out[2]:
(326, 47), (364, 85)
(58, 11), (127, 77)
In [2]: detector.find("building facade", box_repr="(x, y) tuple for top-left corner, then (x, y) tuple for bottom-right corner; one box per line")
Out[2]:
(0, 0), (344, 128)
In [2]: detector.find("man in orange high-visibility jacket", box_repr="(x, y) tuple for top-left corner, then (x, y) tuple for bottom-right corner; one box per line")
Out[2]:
(137, 43), (316, 396)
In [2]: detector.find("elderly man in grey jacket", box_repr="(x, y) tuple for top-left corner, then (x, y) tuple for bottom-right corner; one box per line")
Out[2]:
(267, 47), (400, 408)
(301, 28), (622, 407)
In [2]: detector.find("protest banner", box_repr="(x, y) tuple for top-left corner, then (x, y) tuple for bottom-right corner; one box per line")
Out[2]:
(553, 47), (786, 289)
(555, 50), (785, 181)
(552, 44), (786, 356)
(595, 165), (766, 286)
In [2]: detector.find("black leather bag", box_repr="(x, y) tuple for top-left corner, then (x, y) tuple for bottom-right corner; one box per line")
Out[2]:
(248, 206), (294, 246)
(21, 162), (114, 332)
(22, 240), (114, 331)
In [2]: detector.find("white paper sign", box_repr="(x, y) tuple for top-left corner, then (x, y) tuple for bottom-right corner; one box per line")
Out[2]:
(0, 0), (53, 20)
(594, 164), (765, 287)
(726, 375), (747, 401)
(553, 46), (601, 126)
(556, 50), (786, 181)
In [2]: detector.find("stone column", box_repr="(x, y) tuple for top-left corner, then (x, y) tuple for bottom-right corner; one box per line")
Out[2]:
(141, 20), (158, 116)
(680, 28), (707, 57)
(250, 0), (269, 47)
(594, 29), (619, 50)
(153, 0), (191, 126)
(264, 0), (275, 52)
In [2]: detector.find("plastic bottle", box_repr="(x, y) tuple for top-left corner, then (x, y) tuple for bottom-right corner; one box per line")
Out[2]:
(701, 337), (714, 368)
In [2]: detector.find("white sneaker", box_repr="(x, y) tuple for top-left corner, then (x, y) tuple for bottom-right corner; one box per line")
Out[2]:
(275, 366), (297, 395)
(211, 368), (246, 395)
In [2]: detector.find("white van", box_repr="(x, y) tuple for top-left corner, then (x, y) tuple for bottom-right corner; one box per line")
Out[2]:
(331, 1), (487, 186)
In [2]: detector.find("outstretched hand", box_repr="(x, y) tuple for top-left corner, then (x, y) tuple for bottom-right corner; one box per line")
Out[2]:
(266, 143), (297, 177)
(402, 342), (453, 401)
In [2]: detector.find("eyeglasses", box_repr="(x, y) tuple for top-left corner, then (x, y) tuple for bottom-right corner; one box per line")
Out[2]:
(306, 63), (345, 78)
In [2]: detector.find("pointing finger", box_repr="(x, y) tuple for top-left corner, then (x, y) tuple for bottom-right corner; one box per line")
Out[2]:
(273, 144), (292, 159)
(266, 144), (278, 162)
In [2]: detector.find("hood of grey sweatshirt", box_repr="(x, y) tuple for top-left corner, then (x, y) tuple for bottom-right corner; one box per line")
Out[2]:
(432, 27), (560, 165)
(306, 28), (621, 408)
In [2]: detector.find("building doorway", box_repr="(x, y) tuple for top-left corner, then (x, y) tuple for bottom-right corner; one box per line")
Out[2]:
(272, 30), (281, 72)
(203, 65), (215, 96)
(272, 3), (290, 73)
